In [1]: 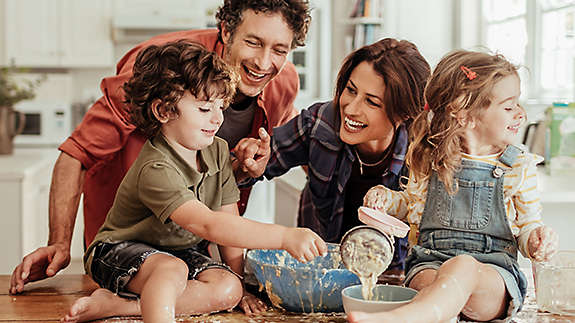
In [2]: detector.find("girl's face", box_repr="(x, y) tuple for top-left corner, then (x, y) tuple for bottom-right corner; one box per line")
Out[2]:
(467, 74), (524, 154)
(339, 61), (395, 154)
(161, 91), (224, 151)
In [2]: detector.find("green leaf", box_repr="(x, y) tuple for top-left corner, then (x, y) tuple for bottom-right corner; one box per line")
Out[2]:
(0, 66), (46, 106)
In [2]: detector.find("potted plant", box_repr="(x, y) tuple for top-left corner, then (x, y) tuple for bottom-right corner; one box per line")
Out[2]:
(0, 66), (44, 154)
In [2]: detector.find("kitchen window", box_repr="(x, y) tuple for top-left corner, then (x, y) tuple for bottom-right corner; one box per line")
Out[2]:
(482, 0), (575, 102)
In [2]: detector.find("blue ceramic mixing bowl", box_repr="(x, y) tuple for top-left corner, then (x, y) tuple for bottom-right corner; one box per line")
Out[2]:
(245, 243), (361, 313)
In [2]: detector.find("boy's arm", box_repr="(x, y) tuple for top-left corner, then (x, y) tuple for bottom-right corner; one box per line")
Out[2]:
(169, 200), (326, 262)
(215, 204), (245, 276)
(171, 200), (285, 249)
(217, 203), (268, 314)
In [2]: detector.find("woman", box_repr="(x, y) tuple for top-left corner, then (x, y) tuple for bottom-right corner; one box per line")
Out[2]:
(237, 38), (430, 272)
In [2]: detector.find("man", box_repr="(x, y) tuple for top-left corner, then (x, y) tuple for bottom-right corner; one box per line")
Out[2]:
(10, 0), (310, 307)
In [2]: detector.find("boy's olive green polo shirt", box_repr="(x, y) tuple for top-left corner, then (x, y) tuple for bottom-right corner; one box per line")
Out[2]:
(84, 135), (240, 273)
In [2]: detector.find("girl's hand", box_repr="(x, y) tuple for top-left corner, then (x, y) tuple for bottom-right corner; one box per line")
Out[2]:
(282, 228), (327, 263)
(363, 185), (389, 212)
(528, 226), (559, 262)
(238, 290), (267, 315)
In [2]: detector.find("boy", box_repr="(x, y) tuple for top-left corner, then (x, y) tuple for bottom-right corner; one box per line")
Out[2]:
(62, 40), (326, 323)
(11, 3), (312, 311)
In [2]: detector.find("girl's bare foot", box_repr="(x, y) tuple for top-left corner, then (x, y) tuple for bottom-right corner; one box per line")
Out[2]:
(347, 311), (398, 323)
(61, 288), (140, 322)
(348, 310), (458, 323)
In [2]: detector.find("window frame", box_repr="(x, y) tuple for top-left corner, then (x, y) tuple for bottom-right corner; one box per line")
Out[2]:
(480, 0), (575, 103)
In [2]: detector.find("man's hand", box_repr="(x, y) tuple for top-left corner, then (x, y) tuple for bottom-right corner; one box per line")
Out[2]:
(9, 243), (71, 294)
(233, 128), (271, 180)
(281, 228), (327, 263)
(528, 226), (559, 262)
(237, 289), (268, 315)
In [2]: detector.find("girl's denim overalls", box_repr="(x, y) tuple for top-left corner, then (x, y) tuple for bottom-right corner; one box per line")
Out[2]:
(405, 145), (528, 311)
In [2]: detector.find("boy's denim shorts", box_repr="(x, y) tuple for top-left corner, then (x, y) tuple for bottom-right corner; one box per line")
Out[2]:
(90, 240), (239, 299)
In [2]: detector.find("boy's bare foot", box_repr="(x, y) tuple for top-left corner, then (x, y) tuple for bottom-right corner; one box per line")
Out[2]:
(61, 288), (140, 322)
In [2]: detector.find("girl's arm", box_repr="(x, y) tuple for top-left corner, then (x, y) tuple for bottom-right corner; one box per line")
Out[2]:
(511, 154), (557, 260)
(364, 185), (409, 219)
(363, 175), (426, 222)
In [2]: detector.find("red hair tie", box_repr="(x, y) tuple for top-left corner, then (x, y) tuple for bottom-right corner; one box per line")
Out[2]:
(460, 65), (477, 80)
(424, 103), (430, 111)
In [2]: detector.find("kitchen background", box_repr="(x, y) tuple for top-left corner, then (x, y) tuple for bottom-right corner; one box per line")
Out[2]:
(0, 0), (574, 275)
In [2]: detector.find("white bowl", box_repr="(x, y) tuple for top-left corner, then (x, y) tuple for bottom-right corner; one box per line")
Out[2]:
(342, 284), (417, 314)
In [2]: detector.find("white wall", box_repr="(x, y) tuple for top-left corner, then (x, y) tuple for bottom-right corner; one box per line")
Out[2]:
(381, 0), (454, 68)
(331, 0), (456, 77)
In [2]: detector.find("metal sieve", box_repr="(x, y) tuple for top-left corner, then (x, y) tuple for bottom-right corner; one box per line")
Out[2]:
(340, 225), (395, 275)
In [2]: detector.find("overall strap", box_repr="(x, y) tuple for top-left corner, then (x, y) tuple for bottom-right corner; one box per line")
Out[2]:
(498, 145), (523, 167)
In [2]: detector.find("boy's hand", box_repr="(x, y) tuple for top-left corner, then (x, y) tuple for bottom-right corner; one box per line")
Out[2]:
(282, 228), (327, 263)
(528, 226), (559, 262)
(363, 185), (389, 212)
(238, 289), (267, 315)
(233, 128), (271, 178)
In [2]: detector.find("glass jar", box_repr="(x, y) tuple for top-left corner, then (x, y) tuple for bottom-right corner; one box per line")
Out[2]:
(534, 250), (575, 315)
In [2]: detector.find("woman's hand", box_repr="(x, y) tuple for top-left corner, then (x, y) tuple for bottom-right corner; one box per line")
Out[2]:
(528, 226), (559, 262)
(238, 289), (268, 315)
(363, 185), (390, 212)
(233, 128), (271, 180)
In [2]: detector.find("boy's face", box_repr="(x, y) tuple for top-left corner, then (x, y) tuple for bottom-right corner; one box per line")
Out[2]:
(222, 9), (294, 99)
(161, 91), (224, 151)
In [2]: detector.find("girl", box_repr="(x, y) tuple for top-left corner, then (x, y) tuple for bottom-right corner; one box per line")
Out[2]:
(352, 50), (559, 323)
(234, 38), (431, 275)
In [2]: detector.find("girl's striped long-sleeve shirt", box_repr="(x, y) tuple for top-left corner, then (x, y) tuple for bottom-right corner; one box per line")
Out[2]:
(370, 149), (544, 259)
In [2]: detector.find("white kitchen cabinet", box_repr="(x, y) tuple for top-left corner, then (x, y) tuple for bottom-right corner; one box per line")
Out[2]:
(0, 148), (59, 274)
(274, 167), (307, 228)
(3, 0), (59, 67)
(2, 0), (113, 68)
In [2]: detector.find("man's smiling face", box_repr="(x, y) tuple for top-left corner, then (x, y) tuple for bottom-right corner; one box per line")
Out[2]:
(222, 9), (294, 98)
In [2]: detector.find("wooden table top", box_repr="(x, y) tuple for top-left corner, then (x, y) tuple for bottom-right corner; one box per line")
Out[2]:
(1, 274), (573, 322)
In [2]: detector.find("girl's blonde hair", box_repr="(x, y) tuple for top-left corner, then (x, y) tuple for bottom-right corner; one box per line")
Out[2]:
(406, 50), (519, 194)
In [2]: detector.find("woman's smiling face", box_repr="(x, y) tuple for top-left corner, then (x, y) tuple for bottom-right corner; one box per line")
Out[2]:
(339, 61), (395, 154)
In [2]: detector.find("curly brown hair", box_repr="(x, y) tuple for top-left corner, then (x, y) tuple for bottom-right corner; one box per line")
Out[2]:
(334, 38), (431, 127)
(123, 40), (238, 138)
(407, 50), (519, 194)
(215, 0), (311, 48)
